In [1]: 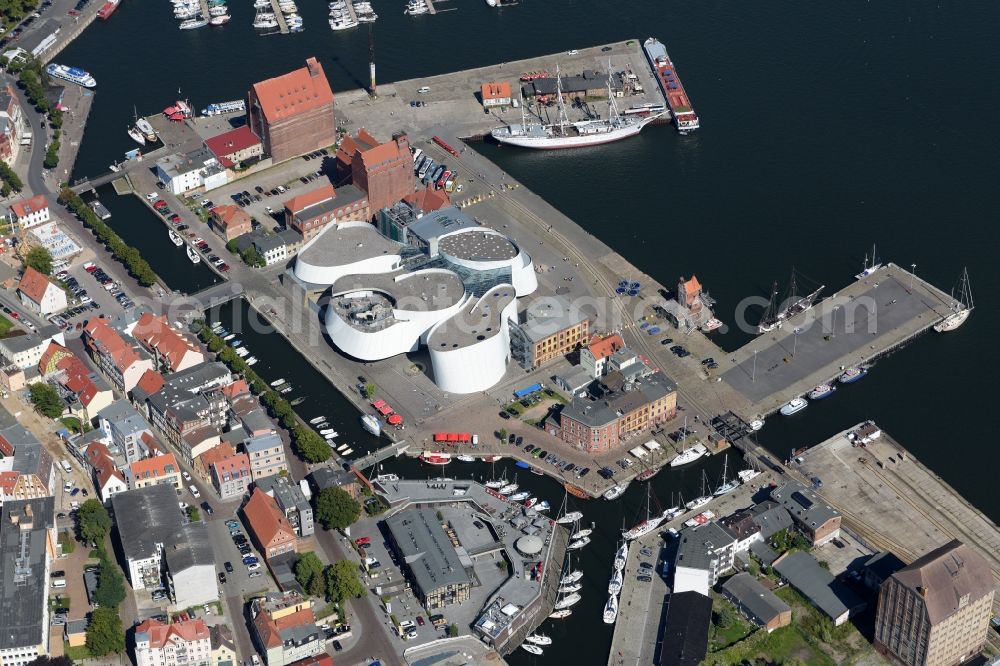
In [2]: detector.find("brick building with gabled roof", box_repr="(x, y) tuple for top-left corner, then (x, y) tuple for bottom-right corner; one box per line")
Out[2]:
(204, 125), (263, 168)
(131, 313), (205, 373)
(209, 205), (253, 241)
(241, 488), (297, 560)
(82, 317), (153, 394)
(247, 58), (335, 163)
(17, 266), (66, 315)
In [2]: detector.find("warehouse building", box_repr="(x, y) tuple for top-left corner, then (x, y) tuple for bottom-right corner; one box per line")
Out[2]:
(384, 508), (471, 609)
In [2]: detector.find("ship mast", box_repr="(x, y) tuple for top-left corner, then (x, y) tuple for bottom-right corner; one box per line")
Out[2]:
(555, 65), (569, 131)
(606, 62), (622, 125)
(759, 280), (779, 329)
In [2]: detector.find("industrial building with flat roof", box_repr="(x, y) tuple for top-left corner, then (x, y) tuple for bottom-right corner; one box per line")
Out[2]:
(720, 572), (792, 632)
(773, 550), (866, 626)
(658, 591), (712, 666)
(384, 508), (472, 609)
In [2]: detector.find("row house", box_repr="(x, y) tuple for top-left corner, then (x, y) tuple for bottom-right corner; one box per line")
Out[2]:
(83, 318), (154, 394)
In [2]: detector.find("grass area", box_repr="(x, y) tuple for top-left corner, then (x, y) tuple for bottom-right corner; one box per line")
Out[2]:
(316, 601), (340, 622)
(0, 313), (14, 338)
(87, 549), (101, 559)
(64, 644), (93, 661)
(58, 531), (75, 554)
(60, 416), (82, 433)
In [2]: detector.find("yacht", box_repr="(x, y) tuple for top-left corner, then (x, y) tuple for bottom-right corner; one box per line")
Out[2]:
(208, 5), (228, 15)
(713, 456), (739, 497)
(839, 367), (868, 384)
(521, 645), (543, 656)
(548, 609), (572, 619)
(209, 12), (230, 23)
(168, 229), (183, 246)
(253, 0), (268, 6)
(484, 479), (506, 490)
(780, 397), (808, 415)
(603, 483), (627, 501)
(855, 244), (882, 280)
(509, 491), (530, 502)
(670, 442), (708, 467)
(685, 471), (712, 510)
(186, 245), (201, 263)
(525, 634), (551, 646)
(557, 581), (582, 594)
(560, 570), (583, 585)
(498, 483), (518, 495)
(603, 594), (619, 625)
(622, 486), (666, 541)
(253, 14), (279, 28)
(934, 267), (973, 333)
(535, 500), (551, 512)
(361, 414), (381, 436)
(555, 510), (583, 525)
(737, 463), (762, 484)
(613, 541), (628, 571)
(553, 592), (581, 610)
(404, 0), (428, 14)
(329, 15), (358, 29)
(608, 568), (623, 595)
(179, 17), (209, 28)
(567, 536), (590, 550)
(456, 454), (476, 463)
(136, 118), (156, 142)
(809, 383), (836, 400)
(127, 125), (145, 145)
(571, 527), (593, 540)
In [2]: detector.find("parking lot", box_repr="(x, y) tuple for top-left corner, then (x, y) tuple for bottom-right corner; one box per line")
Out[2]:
(206, 517), (274, 597)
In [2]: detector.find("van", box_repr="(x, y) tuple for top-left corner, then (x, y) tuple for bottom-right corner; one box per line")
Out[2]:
(417, 86), (430, 94)
(51, 578), (66, 589)
(60, 460), (72, 473)
(411, 148), (423, 164)
(189, 485), (201, 499)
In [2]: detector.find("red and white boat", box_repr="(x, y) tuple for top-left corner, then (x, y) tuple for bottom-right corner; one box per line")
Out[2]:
(419, 452), (451, 466)
(644, 37), (700, 134)
(97, 0), (121, 19)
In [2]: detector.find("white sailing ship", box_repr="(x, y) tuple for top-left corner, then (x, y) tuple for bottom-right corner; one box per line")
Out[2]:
(934, 267), (973, 332)
(602, 594), (619, 624)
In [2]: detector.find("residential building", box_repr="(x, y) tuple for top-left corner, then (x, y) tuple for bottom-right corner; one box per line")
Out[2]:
(134, 618), (212, 666)
(204, 125), (263, 168)
(773, 550), (866, 626)
(862, 551), (906, 592)
(385, 508), (472, 609)
(145, 363), (232, 462)
(132, 313), (205, 373)
(209, 451), (252, 500)
(250, 229), (301, 266)
(769, 481), (842, 546)
(0, 84), (25, 165)
(282, 184), (369, 240)
(748, 500), (795, 540)
(480, 81), (512, 108)
(155, 148), (228, 195)
(250, 592), (322, 666)
(209, 625), (236, 666)
(125, 453), (182, 491)
(111, 484), (219, 607)
(308, 466), (372, 501)
(721, 572), (792, 632)
(550, 369), (677, 453)
(658, 591), (712, 666)
(97, 400), (157, 465)
(580, 333), (625, 379)
(0, 435), (55, 501)
(39, 345), (114, 421)
(874, 540), (994, 666)
(94, 459), (128, 504)
(8, 194), (50, 230)
(210, 205), (253, 242)
(254, 474), (313, 537)
(247, 57), (335, 164)
(17, 266), (67, 316)
(348, 131), (413, 213)
(509, 296), (589, 369)
(0, 325), (62, 373)
(244, 432), (287, 481)
(672, 521), (738, 596)
(241, 488), (297, 560)
(83, 318), (154, 394)
(0, 498), (55, 666)
(719, 509), (764, 553)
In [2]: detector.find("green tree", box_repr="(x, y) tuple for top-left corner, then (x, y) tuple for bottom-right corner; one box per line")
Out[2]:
(43, 136), (60, 169)
(240, 246), (266, 268)
(85, 607), (125, 655)
(93, 556), (126, 609)
(24, 246), (53, 275)
(497, 428), (508, 442)
(315, 487), (361, 530)
(362, 383), (376, 399)
(75, 499), (112, 546)
(0, 162), (22, 191)
(225, 239), (239, 253)
(186, 506), (201, 522)
(294, 552), (326, 597)
(325, 560), (366, 603)
(447, 623), (459, 637)
(29, 383), (63, 418)
(294, 427), (331, 464)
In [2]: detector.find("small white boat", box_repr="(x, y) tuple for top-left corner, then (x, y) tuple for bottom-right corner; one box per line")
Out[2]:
(246, 357), (257, 366)
(749, 419), (764, 431)
(270, 378), (286, 387)
(336, 444), (348, 452)
(509, 491), (531, 502)
(223, 333), (236, 341)
(235, 347), (249, 358)
(808, 383), (836, 400)
(484, 479), (505, 489)
(603, 594), (619, 625)
(498, 483), (519, 495)
(780, 397), (808, 416)
(613, 542), (628, 571)
(603, 484), (627, 501)
(168, 229), (183, 246)
(560, 570), (583, 585)
(549, 609), (572, 619)
(535, 500), (550, 512)
(553, 592), (581, 610)
(178, 17), (209, 28)
(186, 245), (200, 264)
(566, 536), (590, 550)
(309, 416), (326, 424)
(128, 126), (146, 145)
(571, 528), (593, 540)
(608, 568), (623, 595)
(555, 510), (583, 525)
(320, 429), (337, 436)
(456, 454), (476, 462)
(522, 644), (543, 656)
(558, 582), (582, 594)
(525, 633), (552, 646)
(209, 14), (230, 24)
(341, 448), (354, 455)
(324, 434), (337, 441)
(361, 414), (381, 436)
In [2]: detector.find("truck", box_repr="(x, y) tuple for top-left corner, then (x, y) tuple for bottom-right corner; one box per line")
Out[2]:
(299, 479), (312, 501)
(60, 459), (72, 474)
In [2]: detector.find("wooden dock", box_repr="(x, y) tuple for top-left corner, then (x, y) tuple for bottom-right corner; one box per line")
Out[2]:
(423, 0), (437, 14)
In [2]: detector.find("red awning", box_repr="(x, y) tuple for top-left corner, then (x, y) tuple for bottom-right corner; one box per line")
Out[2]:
(387, 414), (403, 425)
(372, 399), (386, 409)
(377, 403), (394, 416)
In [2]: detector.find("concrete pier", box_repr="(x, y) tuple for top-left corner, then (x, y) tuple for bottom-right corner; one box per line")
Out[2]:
(266, 0), (290, 34)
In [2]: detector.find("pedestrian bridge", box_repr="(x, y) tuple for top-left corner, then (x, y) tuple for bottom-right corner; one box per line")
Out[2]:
(164, 281), (244, 312)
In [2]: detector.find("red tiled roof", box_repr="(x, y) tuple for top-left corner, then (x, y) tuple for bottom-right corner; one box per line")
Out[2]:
(403, 186), (450, 214)
(252, 613), (282, 649)
(211, 205), (252, 231)
(96, 459), (126, 491)
(587, 333), (625, 361)
(242, 488), (295, 551)
(17, 266), (55, 305)
(212, 452), (250, 477)
(481, 81), (512, 101)
(681, 275), (702, 297)
(205, 126), (261, 167)
(135, 618), (210, 647)
(283, 184), (335, 214)
(252, 58), (334, 123)
(290, 655), (333, 666)
(10, 194), (48, 219)
(335, 129), (378, 169)
(39, 341), (73, 375)
(54, 352), (106, 408)
(141, 431), (163, 456)
(199, 443), (237, 468)
(135, 368), (165, 396)
(0, 471), (18, 495)
(130, 452), (180, 481)
(274, 608), (315, 632)
(83, 318), (144, 373)
(358, 139), (406, 171)
(85, 442), (112, 469)
(220, 378), (249, 399)
(132, 313), (201, 372)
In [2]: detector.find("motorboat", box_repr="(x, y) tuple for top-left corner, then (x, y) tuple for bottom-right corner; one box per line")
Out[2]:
(557, 582), (582, 594)
(456, 454), (476, 462)
(404, 0), (428, 14)
(523, 497), (538, 508)
(522, 645), (543, 656)
(608, 568), (623, 595)
(128, 126), (145, 145)
(135, 118), (156, 142)
(270, 379), (286, 387)
(320, 429), (337, 436)
(636, 467), (660, 482)
(208, 5), (228, 15)
(603, 484), (627, 501)
(670, 442), (708, 467)
(839, 367), (868, 384)
(209, 13), (230, 23)
(603, 594), (619, 625)
(186, 245), (200, 263)
(246, 357), (257, 366)
(780, 397), (808, 416)
(525, 633), (551, 646)
(535, 500), (551, 512)
(341, 448), (354, 456)
(168, 229), (183, 246)
(809, 383), (836, 400)
(555, 510), (583, 525)
(178, 17), (209, 28)
(567, 536), (590, 550)
(508, 491), (531, 502)
(309, 416), (326, 424)
(361, 414), (381, 436)
(223, 333), (236, 341)
(749, 419), (764, 432)
(336, 444), (348, 452)
(498, 483), (518, 495)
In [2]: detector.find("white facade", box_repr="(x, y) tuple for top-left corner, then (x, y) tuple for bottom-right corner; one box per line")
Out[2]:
(12, 203), (49, 230)
(135, 624), (212, 666)
(19, 279), (66, 316)
(293, 221), (402, 286)
(673, 565), (711, 597)
(436, 228), (538, 297)
(0, 331), (63, 370)
(168, 563), (218, 610)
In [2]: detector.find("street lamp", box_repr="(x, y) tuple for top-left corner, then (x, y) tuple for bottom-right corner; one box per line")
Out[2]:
(909, 263), (917, 293)
(752, 349), (758, 382)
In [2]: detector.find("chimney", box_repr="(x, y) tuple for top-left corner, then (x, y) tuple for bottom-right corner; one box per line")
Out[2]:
(306, 57), (320, 77)
(917, 586), (927, 598)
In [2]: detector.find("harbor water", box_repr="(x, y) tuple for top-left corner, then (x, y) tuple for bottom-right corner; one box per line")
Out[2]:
(62, 0), (1000, 662)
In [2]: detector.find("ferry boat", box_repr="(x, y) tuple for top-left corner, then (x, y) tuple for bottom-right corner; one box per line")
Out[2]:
(168, 229), (184, 246)
(491, 70), (660, 150)
(934, 268), (973, 333)
(555, 510), (583, 525)
(521, 645), (543, 656)
(603, 483), (627, 501)
(643, 37), (698, 134)
(46, 64), (97, 88)
(549, 609), (572, 619)
(136, 118), (156, 142)
(838, 367), (868, 385)
(186, 245), (201, 263)
(780, 397), (808, 416)
(455, 454), (475, 463)
(525, 634), (551, 646)
(603, 594), (619, 625)
(361, 414), (381, 436)
(97, 0), (121, 20)
(670, 442), (707, 467)
(608, 568), (623, 595)
(809, 384), (836, 400)
(201, 100), (245, 116)
(419, 452), (451, 465)
(179, 17), (209, 29)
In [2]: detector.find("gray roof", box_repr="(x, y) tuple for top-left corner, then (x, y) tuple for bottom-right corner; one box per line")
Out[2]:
(11, 440), (50, 480)
(773, 551), (865, 621)
(253, 233), (286, 254)
(163, 522), (214, 573)
(99, 400), (149, 436)
(239, 409), (274, 435)
(297, 222), (402, 270)
(0, 498), (55, 650)
(405, 206), (479, 244)
(3, 424), (40, 453)
(659, 591), (712, 666)
(0, 332), (48, 356)
(110, 484), (184, 562)
(675, 521), (736, 571)
(291, 184), (367, 223)
(749, 501), (794, 539)
(770, 482), (839, 532)
(561, 371), (676, 429)
(309, 467), (356, 491)
(862, 551), (905, 582)
(721, 572), (790, 624)
(749, 540), (778, 566)
(0, 404), (15, 430)
(514, 295), (586, 343)
(254, 474), (308, 512)
(385, 508), (471, 594)
(65, 618), (89, 635)
(148, 362), (230, 418)
(244, 432), (282, 454)
(889, 540), (994, 625)
(427, 285), (516, 351)
(437, 229), (518, 262)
